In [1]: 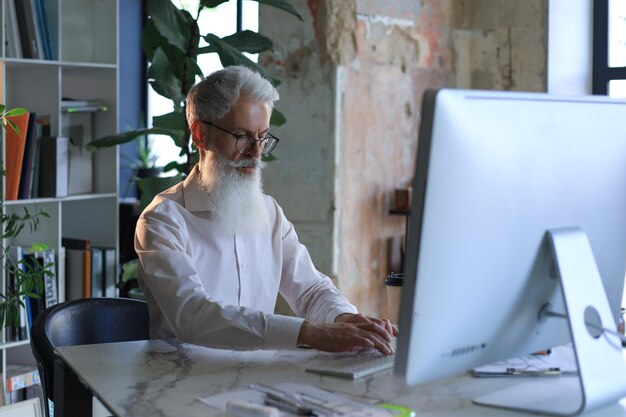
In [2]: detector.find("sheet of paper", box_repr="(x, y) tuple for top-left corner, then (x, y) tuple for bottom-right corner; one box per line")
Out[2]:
(197, 382), (397, 417)
(472, 344), (578, 377)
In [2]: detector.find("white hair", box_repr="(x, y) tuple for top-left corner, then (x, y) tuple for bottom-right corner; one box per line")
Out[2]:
(186, 65), (279, 128)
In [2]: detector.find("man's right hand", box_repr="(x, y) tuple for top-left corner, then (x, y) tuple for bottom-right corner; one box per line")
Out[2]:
(297, 320), (394, 355)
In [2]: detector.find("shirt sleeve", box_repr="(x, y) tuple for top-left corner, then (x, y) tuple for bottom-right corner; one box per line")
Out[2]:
(271, 200), (358, 323)
(135, 200), (304, 350)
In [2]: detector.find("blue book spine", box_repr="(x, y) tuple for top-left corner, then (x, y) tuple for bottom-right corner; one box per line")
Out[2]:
(37, 0), (53, 60)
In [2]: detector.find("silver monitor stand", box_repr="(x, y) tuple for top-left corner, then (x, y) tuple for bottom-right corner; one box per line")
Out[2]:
(474, 227), (626, 416)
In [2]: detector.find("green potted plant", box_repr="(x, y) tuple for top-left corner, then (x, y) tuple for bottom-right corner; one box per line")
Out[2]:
(121, 136), (162, 199)
(87, 0), (302, 207)
(132, 136), (161, 179)
(0, 105), (51, 329)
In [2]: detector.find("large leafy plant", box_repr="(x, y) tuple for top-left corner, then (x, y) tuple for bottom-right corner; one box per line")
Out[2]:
(87, 0), (302, 207)
(0, 105), (51, 329)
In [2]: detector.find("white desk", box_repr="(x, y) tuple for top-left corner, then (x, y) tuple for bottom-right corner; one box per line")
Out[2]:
(56, 340), (626, 417)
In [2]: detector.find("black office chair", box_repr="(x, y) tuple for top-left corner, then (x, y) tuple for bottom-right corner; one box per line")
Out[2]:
(30, 298), (150, 417)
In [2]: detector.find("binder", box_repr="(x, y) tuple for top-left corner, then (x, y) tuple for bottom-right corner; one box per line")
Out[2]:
(94, 247), (117, 297)
(18, 112), (37, 200)
(38, 137), (69, 198)
(91, 247), (103, 298)
(62, 238), (91, 300)
(13, 0), (41, 59)
(4, 112), (30, 201)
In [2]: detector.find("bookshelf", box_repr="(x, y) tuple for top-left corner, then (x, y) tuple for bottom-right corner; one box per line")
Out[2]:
(0, 0), (118, 407)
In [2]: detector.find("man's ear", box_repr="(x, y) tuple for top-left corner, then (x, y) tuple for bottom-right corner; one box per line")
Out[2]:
(190, 121), (208, 150)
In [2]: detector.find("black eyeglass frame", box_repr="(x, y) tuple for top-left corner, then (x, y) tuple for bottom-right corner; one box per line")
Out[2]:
(202, 121), (280, 155)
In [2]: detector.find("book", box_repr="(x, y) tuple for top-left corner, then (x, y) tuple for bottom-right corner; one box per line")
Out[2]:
(62, 238), (91, 300)
(5, 247), (27, 341)
(5, 365), (40, 393)
(18, 112), (37, 200)
(100, 247), (118, 297)
(81, 247), (117, 298)
(61, 98), (107, 113)
(27, 115), (51, 199)
(30, 133), (43, 199)
(22, 249), (57, 325)
(28, 0), (45, 60)
(4, 111), (30, 201)
(90, 247), (103, 298)
(13, 0), (41, 59)
(57, 246), (66, 303)
(62, 112), (93, 195)
(25, 384), (45, 413)
(38, 136), (69, 198)
(33, 0), (51, 60)
(25, 248), (57, 309)
(5, 0), (22, 58)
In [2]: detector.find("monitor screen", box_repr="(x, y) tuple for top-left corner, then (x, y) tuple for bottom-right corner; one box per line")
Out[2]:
(395, 89), (626, 413)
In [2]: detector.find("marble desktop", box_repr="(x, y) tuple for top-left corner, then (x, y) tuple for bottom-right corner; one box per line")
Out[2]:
(56, 339), (626, 417)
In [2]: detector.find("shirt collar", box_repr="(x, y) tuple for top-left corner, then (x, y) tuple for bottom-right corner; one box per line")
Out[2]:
(182, 165), (213, 212)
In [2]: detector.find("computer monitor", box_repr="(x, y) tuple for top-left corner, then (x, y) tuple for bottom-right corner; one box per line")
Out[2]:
(395, 89), (626, 416)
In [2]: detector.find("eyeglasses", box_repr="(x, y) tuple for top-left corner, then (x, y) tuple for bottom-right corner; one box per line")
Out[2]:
(202, 121), (280, 155)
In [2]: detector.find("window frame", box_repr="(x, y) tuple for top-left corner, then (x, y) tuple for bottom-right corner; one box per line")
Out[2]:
(592, 0), (626, 94)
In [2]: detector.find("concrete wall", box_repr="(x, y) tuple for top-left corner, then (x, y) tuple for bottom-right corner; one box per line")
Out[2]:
(453, 0), (548, 91)
(261, 0), (549, 317)
(260, 0), (338, 281)
(336, 1), (455, 315)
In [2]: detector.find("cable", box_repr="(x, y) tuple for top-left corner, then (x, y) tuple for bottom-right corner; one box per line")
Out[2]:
(543, 309), (626, 349)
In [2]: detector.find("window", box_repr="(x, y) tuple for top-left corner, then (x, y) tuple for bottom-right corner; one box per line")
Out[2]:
(593, 0), (626, 97)
(147, 0), (259, 169)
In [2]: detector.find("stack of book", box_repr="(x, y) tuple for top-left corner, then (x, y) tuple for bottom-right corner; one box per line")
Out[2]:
(4, 98), (107, 200)
(4, 112), (48, 200)
(61, 98), (108, 113)
(0, 365), (43, 407)
(5, 245), (60, 343)
(61, 98), (108, 195)
(5, 239), (119, 341)
(63, 238), (118, 301)
(5, 0), (55, 60)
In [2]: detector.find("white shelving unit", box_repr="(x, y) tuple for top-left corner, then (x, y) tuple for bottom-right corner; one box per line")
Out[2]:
(0, 0), (118, 404)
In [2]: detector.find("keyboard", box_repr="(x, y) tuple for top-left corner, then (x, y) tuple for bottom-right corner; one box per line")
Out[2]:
(305, 351), (395, 379)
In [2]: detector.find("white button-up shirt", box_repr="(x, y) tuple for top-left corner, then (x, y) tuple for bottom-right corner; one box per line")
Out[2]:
(135, 167), (357, 350)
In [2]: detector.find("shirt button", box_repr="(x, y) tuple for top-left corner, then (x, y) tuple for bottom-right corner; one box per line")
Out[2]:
(241, 262), (246, 269)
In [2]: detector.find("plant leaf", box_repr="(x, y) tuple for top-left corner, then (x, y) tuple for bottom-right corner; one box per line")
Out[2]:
(121, 259), (139, 282)
(253, 0), (304, 21)
(86, 127), (183, 151)
(5, 119), (21, 136)
(220, 30), (274, 54)
(153, 111), (186, 130)
(270, 108), (286, 126)
(201, 0), (229, 7)
(146, 0), (192, 53)
(142, 19), (167, 61)
(261, 152), (277, 162)
(152, 112), (188, 148)
(4, 107), (28, 117)
(203, 34), (281, 86)
(148, 48), (186, 105)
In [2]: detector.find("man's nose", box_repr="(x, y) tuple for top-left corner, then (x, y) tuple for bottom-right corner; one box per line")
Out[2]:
(246, 139), (263, 158)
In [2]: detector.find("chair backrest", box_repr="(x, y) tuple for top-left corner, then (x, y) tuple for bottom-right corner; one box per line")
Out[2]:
(30, 298), (150, 412)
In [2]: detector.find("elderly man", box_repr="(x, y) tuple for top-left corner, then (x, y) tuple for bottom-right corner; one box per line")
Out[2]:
(135, 65), (397, 354)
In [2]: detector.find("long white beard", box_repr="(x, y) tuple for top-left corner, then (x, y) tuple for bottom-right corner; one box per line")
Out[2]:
(197, 151), (271, 235)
